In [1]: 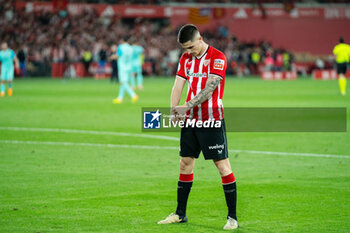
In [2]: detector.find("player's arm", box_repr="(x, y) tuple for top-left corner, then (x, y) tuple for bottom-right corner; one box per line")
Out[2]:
(186, 74), (221, 108)
(13, 55), (19, 68)
(109, 54), (118, 61)
(170, 76), (186, 120)
(171, 76), (186, 108)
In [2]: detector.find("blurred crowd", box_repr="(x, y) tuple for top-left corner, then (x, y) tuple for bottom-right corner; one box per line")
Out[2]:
(36, 0), (350, 4)
(0, 0), (295, 77)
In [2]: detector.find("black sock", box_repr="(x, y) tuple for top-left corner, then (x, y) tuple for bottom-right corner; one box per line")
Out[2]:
(175, 180), (192, 217)
(223, 182), (237, 220)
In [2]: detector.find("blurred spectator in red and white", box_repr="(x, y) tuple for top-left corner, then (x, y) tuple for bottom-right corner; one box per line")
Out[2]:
(274, 49), (284, 71)
(265, 49), (275, 71)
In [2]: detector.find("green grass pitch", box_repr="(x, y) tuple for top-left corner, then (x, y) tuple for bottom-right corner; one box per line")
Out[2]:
(0, 77), (349, 233)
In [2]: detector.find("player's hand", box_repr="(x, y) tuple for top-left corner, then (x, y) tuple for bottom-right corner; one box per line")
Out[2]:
(174, 104), (190, 120)
(170, 107), (181, 123)
(14, 66), (20, 75)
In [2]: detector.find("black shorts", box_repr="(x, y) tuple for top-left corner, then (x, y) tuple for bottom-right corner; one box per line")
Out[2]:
(337, 63), (348, 75)
(180, 119), (228, 160)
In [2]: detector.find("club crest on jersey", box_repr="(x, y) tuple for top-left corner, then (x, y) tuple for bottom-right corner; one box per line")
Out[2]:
(204, 59), (210, 67)
(213, 59), (224, 70)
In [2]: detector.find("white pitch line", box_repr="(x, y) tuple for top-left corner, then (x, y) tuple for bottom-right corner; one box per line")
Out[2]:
(0, 126), (179, 141)
(0, 140), (178, 151)
(229, 149), (350, 159)
(0, 139), (349, 159)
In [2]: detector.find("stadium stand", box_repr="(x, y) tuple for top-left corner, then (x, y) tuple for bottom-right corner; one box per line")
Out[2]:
(1, 0), (348, 77)
(0, 0), (298, 77)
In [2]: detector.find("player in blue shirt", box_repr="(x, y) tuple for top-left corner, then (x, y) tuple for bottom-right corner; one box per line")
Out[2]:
(0, 42), (19, 97)
(113, 37), (138, 104)
(131, 41), (144, 90)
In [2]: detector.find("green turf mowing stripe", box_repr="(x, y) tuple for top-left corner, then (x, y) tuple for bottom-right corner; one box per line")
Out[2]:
(1, 139), (349, 159)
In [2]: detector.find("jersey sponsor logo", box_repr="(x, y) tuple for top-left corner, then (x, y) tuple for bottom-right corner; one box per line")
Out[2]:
(213, 59), (225, 70)
(204, 59), (210, 67)
(186, 68), (208, 78)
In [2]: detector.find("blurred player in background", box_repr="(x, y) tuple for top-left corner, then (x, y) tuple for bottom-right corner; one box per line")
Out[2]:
(157, 24), (238, 230)
(17, 45), (27, 77)
(333, 37), (350, 96)
(131, 39), (144, 90)
(109, 44), (118, 83)
(113, 37), (138, 104)
(0, 42), (19, 97)
(96, 45), (107, 79)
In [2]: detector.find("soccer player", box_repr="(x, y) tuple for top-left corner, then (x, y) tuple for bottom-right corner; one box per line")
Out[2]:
(157, 24), (238, 230)
(96, 45), (107, 79)
(131, 40), (144, 90)
(0, 42), (19, 97)
(333, 37), (350, 96)
(113, 37), (138, 104)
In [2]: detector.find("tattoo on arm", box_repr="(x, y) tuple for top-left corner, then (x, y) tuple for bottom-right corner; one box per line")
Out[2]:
(186, 74), (221, 108)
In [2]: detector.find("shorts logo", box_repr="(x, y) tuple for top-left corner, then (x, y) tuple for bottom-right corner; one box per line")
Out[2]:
(213, 59), (224, 70)
(143, 110), (161, 129)
(218, 150), (223, 154)
(208, 144), (225, 150)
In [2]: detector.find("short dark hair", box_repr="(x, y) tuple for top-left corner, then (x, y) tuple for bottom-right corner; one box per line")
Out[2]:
(122, 36), (129, 42)
(177, 24), (199, 44)
(339, 37), (344, 43)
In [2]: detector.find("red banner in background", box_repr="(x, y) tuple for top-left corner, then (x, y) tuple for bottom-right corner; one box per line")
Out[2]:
(14, 2), (350, 55)
(52, 62), (111, 78)
(212, 8), (226, 19)
(313, 70), (350, 80)
(16, 2), (349, 19)
(15, 2), (350, 20)
(53, 0), (68, 11)
(16, 2), (166, 18)
(261, 71), (298, 80)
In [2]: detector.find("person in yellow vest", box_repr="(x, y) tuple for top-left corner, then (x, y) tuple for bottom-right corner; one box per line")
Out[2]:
(251, 49), (260, 74)
(283, 51), (291, 71)
(82, 49), (92, 77)
(333, 37), (350, 96)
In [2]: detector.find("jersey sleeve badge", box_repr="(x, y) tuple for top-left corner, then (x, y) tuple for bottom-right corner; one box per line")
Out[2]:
(213, 59), (225, 70)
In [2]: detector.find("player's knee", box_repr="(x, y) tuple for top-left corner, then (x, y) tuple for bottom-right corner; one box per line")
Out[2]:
(179, 159), (189, 172)
(179, 158), (194, 174)
(214, 160), (232, 176)
(217, 166), (231, 176)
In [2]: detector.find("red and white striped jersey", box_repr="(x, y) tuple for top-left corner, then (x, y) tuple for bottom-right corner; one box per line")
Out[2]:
(176, 46), (227, 121)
